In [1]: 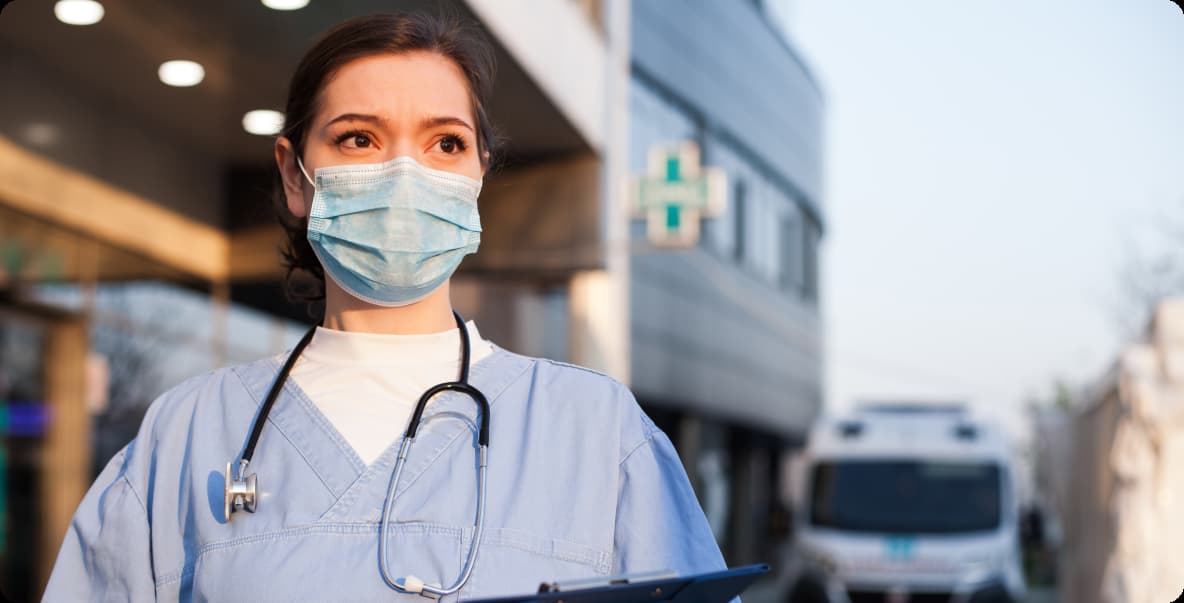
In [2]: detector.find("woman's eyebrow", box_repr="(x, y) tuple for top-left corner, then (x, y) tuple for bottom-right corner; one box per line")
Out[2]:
(323, 113), (387, 129)
(420, 115), (474, 133)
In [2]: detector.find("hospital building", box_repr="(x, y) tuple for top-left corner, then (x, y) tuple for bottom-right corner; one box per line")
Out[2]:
(0, 0), (824, 598)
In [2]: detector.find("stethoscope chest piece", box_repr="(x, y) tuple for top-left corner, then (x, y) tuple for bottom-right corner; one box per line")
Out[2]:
(224, 461), (258, 522)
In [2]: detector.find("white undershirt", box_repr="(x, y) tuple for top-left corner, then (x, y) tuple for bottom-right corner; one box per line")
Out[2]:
(288, 321), (494, 466)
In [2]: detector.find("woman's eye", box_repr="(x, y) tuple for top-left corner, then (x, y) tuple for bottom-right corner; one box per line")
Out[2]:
(437, 134), (467, 154)
(335, 131), (372, 149)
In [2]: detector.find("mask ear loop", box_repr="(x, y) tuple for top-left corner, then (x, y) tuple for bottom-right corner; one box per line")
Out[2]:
(295, 156), (316, 189)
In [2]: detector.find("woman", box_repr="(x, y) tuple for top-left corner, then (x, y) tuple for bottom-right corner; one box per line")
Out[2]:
(44, 12), (726, 601)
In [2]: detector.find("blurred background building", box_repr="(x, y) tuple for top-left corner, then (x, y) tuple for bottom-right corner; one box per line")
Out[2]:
(627, 0), (824, 569)
(0, 0), (823, 599)
(1032, 298), (1184, 603)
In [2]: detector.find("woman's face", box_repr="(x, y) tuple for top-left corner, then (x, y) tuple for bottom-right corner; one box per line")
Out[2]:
(276, 50), (484, 219)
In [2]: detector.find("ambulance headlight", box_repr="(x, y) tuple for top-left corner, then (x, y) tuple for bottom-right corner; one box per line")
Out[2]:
(959, 552), (1003, 583)
(802, 548), (840, 576)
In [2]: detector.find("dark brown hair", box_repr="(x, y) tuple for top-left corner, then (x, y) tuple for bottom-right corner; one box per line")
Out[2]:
(274, 11), (499, 306)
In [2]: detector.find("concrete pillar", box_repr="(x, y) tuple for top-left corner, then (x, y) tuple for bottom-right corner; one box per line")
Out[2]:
(569, 0), (631, 382)
(39, 316), (88, 591)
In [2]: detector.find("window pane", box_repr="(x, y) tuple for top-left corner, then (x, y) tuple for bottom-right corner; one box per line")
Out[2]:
(809, 460), (1002, 534)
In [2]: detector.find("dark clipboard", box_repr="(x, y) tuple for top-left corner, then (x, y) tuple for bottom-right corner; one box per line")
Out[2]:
(465, 564), (769, 603)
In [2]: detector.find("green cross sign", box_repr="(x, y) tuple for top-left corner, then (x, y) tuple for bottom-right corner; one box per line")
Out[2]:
(632, 142), (726, 247)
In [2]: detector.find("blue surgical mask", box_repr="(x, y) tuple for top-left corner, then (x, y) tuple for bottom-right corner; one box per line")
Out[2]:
(297, 155), (482, 307)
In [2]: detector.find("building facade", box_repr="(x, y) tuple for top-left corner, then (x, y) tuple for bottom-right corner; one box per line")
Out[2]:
(627, 0), (825, 567)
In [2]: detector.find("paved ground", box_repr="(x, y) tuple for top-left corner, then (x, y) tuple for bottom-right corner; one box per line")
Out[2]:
(1026, 588), (1057, 603)
(743, 581), (1058, 602)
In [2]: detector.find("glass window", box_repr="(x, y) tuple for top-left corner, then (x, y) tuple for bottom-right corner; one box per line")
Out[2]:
(809, 460), (1003, 534)
(732, 180), (747, 264)
(630, 77), (822, 306)
(758, 186), (777, 281)
(629, 81), (696, 177)
(0, 317), (47, 601)
(803, 219), (820, 303)
(779, 213), (802, 293)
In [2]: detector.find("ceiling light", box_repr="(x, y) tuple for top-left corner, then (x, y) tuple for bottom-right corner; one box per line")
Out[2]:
(261, 0), (310, 10)
(158, 60), (205, 87)
(243, 110), (285, 136)
(54, 0), (104, 26)
(23, 123), (60, 147)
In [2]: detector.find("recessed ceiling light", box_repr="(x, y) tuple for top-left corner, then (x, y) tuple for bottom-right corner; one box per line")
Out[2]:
(158, 60), (205, 87)
(243, 110), (285, 136)
(54, 0), (105, 26)
(261, 0), (310, 10)
(23, 123), (60, 147)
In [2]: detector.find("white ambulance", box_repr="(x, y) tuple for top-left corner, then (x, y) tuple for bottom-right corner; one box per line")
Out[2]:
(782, 403), (1025, 603)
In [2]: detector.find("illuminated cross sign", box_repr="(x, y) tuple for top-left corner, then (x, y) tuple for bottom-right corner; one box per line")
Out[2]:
(632, 142), (726, 247)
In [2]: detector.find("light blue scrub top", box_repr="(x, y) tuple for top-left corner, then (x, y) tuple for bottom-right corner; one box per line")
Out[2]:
(43, 345), (728, 601)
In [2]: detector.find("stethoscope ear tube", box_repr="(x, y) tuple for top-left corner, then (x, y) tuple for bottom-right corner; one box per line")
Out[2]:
(407, 382), (489, 446)
(403, 311), (488, 446)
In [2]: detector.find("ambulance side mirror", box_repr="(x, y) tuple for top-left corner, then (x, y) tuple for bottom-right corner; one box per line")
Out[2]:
(1020, 505), (1045, 548)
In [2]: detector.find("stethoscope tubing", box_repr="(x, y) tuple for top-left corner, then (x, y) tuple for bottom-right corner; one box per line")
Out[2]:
(229, 310), (489, 598)
(244, 325), (318, 467)
(380, 438), (488, 597)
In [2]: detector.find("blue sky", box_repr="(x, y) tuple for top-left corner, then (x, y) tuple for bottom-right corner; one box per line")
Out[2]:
(777, 1), (1184, 437)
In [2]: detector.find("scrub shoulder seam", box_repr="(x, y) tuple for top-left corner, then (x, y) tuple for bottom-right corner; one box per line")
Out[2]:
(119, 472), (149, 515)
(533, 357), (623, 385)
(140, 367), (229, 430)
(619, 432), (657, 467)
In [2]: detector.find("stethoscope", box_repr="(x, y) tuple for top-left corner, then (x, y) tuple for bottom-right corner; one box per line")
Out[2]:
(224, 310), (490, 598)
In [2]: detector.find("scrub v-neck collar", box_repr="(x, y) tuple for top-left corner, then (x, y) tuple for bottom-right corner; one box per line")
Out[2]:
(232, 344), (533, 512)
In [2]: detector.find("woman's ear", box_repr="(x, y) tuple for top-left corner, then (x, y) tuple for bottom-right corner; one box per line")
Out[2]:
(275, 136), (310, 218)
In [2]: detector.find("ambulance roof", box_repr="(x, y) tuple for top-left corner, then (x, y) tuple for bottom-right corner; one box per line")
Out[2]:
(808, 403), (1012, 463)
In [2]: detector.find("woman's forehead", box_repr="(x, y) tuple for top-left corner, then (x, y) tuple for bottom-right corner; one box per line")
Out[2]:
(316, 51), (474, 125)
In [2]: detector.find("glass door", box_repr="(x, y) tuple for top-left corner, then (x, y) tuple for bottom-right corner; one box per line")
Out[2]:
(0, 310), (49, 602)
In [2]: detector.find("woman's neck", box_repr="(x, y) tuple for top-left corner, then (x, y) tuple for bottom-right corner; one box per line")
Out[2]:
(321, 279), (456, 334)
